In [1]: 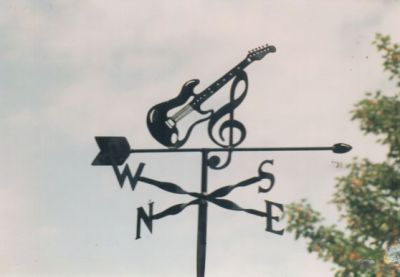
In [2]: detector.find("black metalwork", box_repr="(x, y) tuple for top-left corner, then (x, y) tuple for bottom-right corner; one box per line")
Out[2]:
(92, 44), (352, 277)
(92, 137), (351, 276)
(146, 44), (275, 149)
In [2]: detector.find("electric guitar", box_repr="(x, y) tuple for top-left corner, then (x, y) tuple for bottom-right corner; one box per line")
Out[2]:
(146, 44), (276, 148)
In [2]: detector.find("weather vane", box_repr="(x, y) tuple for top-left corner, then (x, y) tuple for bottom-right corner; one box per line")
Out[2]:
(92, 44), (352, 277)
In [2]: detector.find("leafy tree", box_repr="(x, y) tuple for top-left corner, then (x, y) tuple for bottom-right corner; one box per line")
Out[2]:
(285, 34), (400, 276)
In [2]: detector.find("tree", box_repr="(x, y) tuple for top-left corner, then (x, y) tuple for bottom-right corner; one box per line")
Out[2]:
(285, 34), (400, 276)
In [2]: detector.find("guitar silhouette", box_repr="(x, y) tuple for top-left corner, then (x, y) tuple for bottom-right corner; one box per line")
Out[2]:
(147, 44), (276, 148)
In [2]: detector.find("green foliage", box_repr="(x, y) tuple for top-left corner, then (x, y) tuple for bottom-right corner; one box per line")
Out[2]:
(373, 34), (400, 83)
(285, 34), (400, 276)
(352, 93), (400, 161)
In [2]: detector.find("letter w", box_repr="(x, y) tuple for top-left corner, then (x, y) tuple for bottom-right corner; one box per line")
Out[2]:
(112, 162), (145, 191)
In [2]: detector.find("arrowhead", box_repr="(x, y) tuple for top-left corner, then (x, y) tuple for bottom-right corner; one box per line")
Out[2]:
(332, 143), (352, 154)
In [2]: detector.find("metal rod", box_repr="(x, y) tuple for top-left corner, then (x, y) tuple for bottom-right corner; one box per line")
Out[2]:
(197, 150), (208, 277)
(131, 146), (334, 154)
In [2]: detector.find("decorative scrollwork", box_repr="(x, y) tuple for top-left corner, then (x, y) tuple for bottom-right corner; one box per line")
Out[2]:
(207, 151), (233, 170)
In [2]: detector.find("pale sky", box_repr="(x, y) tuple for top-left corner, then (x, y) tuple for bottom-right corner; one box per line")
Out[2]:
(1, 1), (400, 276)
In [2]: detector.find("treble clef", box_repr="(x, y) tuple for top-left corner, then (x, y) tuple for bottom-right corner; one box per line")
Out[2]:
(208, 70), (248, 148)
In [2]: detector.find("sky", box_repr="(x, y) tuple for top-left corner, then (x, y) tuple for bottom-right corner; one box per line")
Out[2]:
(1, 0), (400, 276)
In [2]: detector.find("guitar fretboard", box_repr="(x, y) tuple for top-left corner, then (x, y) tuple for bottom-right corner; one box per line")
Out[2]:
(190, 58), (252, 110)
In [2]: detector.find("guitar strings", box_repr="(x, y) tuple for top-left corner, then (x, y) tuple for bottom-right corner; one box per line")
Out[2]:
(171, 104), (193, 123)
(174, 105), (194, 122)
(170, 105), (189, 121)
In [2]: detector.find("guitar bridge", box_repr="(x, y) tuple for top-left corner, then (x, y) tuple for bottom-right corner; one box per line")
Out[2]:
(166, 119), (176, 129)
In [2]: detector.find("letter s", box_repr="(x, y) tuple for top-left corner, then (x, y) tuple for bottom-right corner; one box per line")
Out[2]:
(258, 160), (275, 193)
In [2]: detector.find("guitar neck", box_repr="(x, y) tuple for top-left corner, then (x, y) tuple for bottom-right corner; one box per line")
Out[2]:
(190, 58), (252, 110)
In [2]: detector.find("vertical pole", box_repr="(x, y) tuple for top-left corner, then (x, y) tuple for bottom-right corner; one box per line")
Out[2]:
(197, 150), (208, 277)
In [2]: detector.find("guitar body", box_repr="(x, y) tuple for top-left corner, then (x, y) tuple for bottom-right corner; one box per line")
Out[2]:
(147, 79), (210, 148)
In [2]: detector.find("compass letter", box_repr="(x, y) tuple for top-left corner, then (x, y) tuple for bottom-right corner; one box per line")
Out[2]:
(112, 162), (145, 191)
(136, 202), (154, 240)
(258, 160), (275, 193)
(265, 200), (284, 235)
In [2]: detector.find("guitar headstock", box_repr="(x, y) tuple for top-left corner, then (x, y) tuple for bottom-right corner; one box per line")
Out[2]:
(247, 44), (276, 62)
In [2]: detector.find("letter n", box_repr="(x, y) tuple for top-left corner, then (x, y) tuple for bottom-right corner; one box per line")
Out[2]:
(136, 202), (154, 240)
